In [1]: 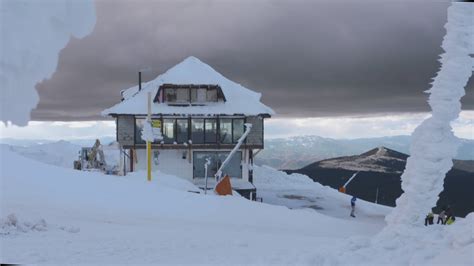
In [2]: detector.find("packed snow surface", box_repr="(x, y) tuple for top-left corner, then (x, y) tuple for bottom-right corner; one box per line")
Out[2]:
(3, 140), (80, 168)
(0, 0), (96, 126)
(102, 56), (274, 116)
(1, 147), (472, 264)
(1, 147), (377, 264)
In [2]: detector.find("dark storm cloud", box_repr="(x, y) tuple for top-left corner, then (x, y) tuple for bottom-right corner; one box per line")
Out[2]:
(32, 0), (473, 120)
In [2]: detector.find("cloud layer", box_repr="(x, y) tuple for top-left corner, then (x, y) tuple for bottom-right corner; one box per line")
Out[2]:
(32, 0), (473, 120)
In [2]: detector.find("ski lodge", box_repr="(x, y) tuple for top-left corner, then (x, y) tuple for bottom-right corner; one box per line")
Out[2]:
(102, 57), (274, 199)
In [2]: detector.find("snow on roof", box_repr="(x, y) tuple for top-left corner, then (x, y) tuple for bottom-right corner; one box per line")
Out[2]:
(102, 56), (274, 117)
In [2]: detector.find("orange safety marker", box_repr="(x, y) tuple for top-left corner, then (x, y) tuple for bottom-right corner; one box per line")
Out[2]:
(215, 175), (233, 196)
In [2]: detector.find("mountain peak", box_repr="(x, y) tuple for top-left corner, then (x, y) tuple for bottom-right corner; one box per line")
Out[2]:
(360, 146), (407, 160)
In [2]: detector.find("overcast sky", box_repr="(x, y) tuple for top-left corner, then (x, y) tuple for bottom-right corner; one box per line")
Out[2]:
(32, 0), (473, 121)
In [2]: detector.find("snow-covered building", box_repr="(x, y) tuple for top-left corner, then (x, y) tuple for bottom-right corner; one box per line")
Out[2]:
(102, 56), (274, 199)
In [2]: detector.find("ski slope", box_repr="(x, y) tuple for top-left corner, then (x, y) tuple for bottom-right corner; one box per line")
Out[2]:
(0, 146), (380, 264)
(1, 147), (472, 265)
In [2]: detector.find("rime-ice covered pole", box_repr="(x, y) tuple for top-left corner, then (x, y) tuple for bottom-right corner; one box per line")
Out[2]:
(386, 2), (473, 226)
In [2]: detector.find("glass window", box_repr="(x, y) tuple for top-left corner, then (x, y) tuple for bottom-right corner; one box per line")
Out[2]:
(205, 119), (217, 143)
(135, 118), (146, 144)
(206, 89), (217, 102)
(176, 119), (189, 143)
(176, 88), (189, 103)
(164, 88), (177, 102)
(193, 151), (217, 178)
(191, 119), (204, 144)
(218, 151), (242, 178)
(219, 118), (232, 144)
(163, 119), (175, 143)
(193, 151), (242, 179)
(191, 88), (207, 103)
(232, 119), (244, 143)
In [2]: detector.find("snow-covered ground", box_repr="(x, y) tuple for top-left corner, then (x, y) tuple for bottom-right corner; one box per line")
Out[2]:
(254, 165), (391, 224)
(0, 146), (382, 264)
(1, 147), (472, 264)
(3, 141), (81, 169)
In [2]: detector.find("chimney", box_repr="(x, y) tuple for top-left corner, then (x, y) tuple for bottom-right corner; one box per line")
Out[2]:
(138, 71), (142, 91)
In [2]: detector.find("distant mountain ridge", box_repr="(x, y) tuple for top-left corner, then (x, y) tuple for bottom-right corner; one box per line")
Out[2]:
(257, 135), (474, 169)
(313, 146), (408, 174)
(287, 147), (474, 217)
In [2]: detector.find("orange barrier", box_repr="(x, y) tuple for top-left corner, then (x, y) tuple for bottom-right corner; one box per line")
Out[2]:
(215, 175), (233, 196)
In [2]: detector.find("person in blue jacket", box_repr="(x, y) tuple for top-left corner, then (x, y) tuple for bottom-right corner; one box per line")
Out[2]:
(350, 196), (357, 217)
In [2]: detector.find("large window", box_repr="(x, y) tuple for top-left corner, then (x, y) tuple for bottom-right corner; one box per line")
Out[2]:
(176, 119), (189, 143)
(134, 116), (246, 145)
(191, 119), (204, 144)
(193, 151), (242, 178)
(163, 119), (175, 144)
(205, 119), (217, 143)
(219, 118), (232, 144)
(232, 119), (244, 143)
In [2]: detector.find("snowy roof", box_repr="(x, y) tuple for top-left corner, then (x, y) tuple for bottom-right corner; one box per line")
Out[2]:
(102, 57), (274, 117)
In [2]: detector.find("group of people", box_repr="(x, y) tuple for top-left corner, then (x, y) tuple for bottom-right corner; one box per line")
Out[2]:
(425, 206), (455, 226)
(348, 195), (456, 225)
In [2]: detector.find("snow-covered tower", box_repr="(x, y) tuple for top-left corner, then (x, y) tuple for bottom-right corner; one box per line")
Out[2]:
(102, 56), (274, 199)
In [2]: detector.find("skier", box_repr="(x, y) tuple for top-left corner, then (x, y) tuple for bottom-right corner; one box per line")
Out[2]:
(350, 196), (357, 217)
(437, 209), (447, 224)
(446, 215), (456, 225)
(425, 212), (434, 226)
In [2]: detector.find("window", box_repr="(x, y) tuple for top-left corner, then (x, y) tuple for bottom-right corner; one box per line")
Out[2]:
(135, 118), (162, 144)
(193, 151), (242, 178)
(219, 118), (232, 144)
(160, 85), (223, 104)
(176, 88), (190, 103)
(164, 88), (190, 103)
(206, 89), (217, 102)
(135, 118), (146, 144)
(163, 119), (175, 144)
(164, 88), (177, 102)
(205, 119), (217, 143)
(191, 119), (204, 144)
(191, 88), (207, 103)
(232, 119), (244, 143)
(176, 119), (189, 144)
(218, 151), (242, 178)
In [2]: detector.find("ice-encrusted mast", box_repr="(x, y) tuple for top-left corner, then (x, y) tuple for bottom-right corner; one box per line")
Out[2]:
(386, 2), (473, 226)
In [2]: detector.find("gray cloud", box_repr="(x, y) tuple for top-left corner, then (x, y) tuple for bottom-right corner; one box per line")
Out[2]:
(32, 0), (473, 120)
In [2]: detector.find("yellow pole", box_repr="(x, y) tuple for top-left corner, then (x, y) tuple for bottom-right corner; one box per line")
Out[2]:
(147, 141), (151, 181)
(147, 92), (152, 182)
